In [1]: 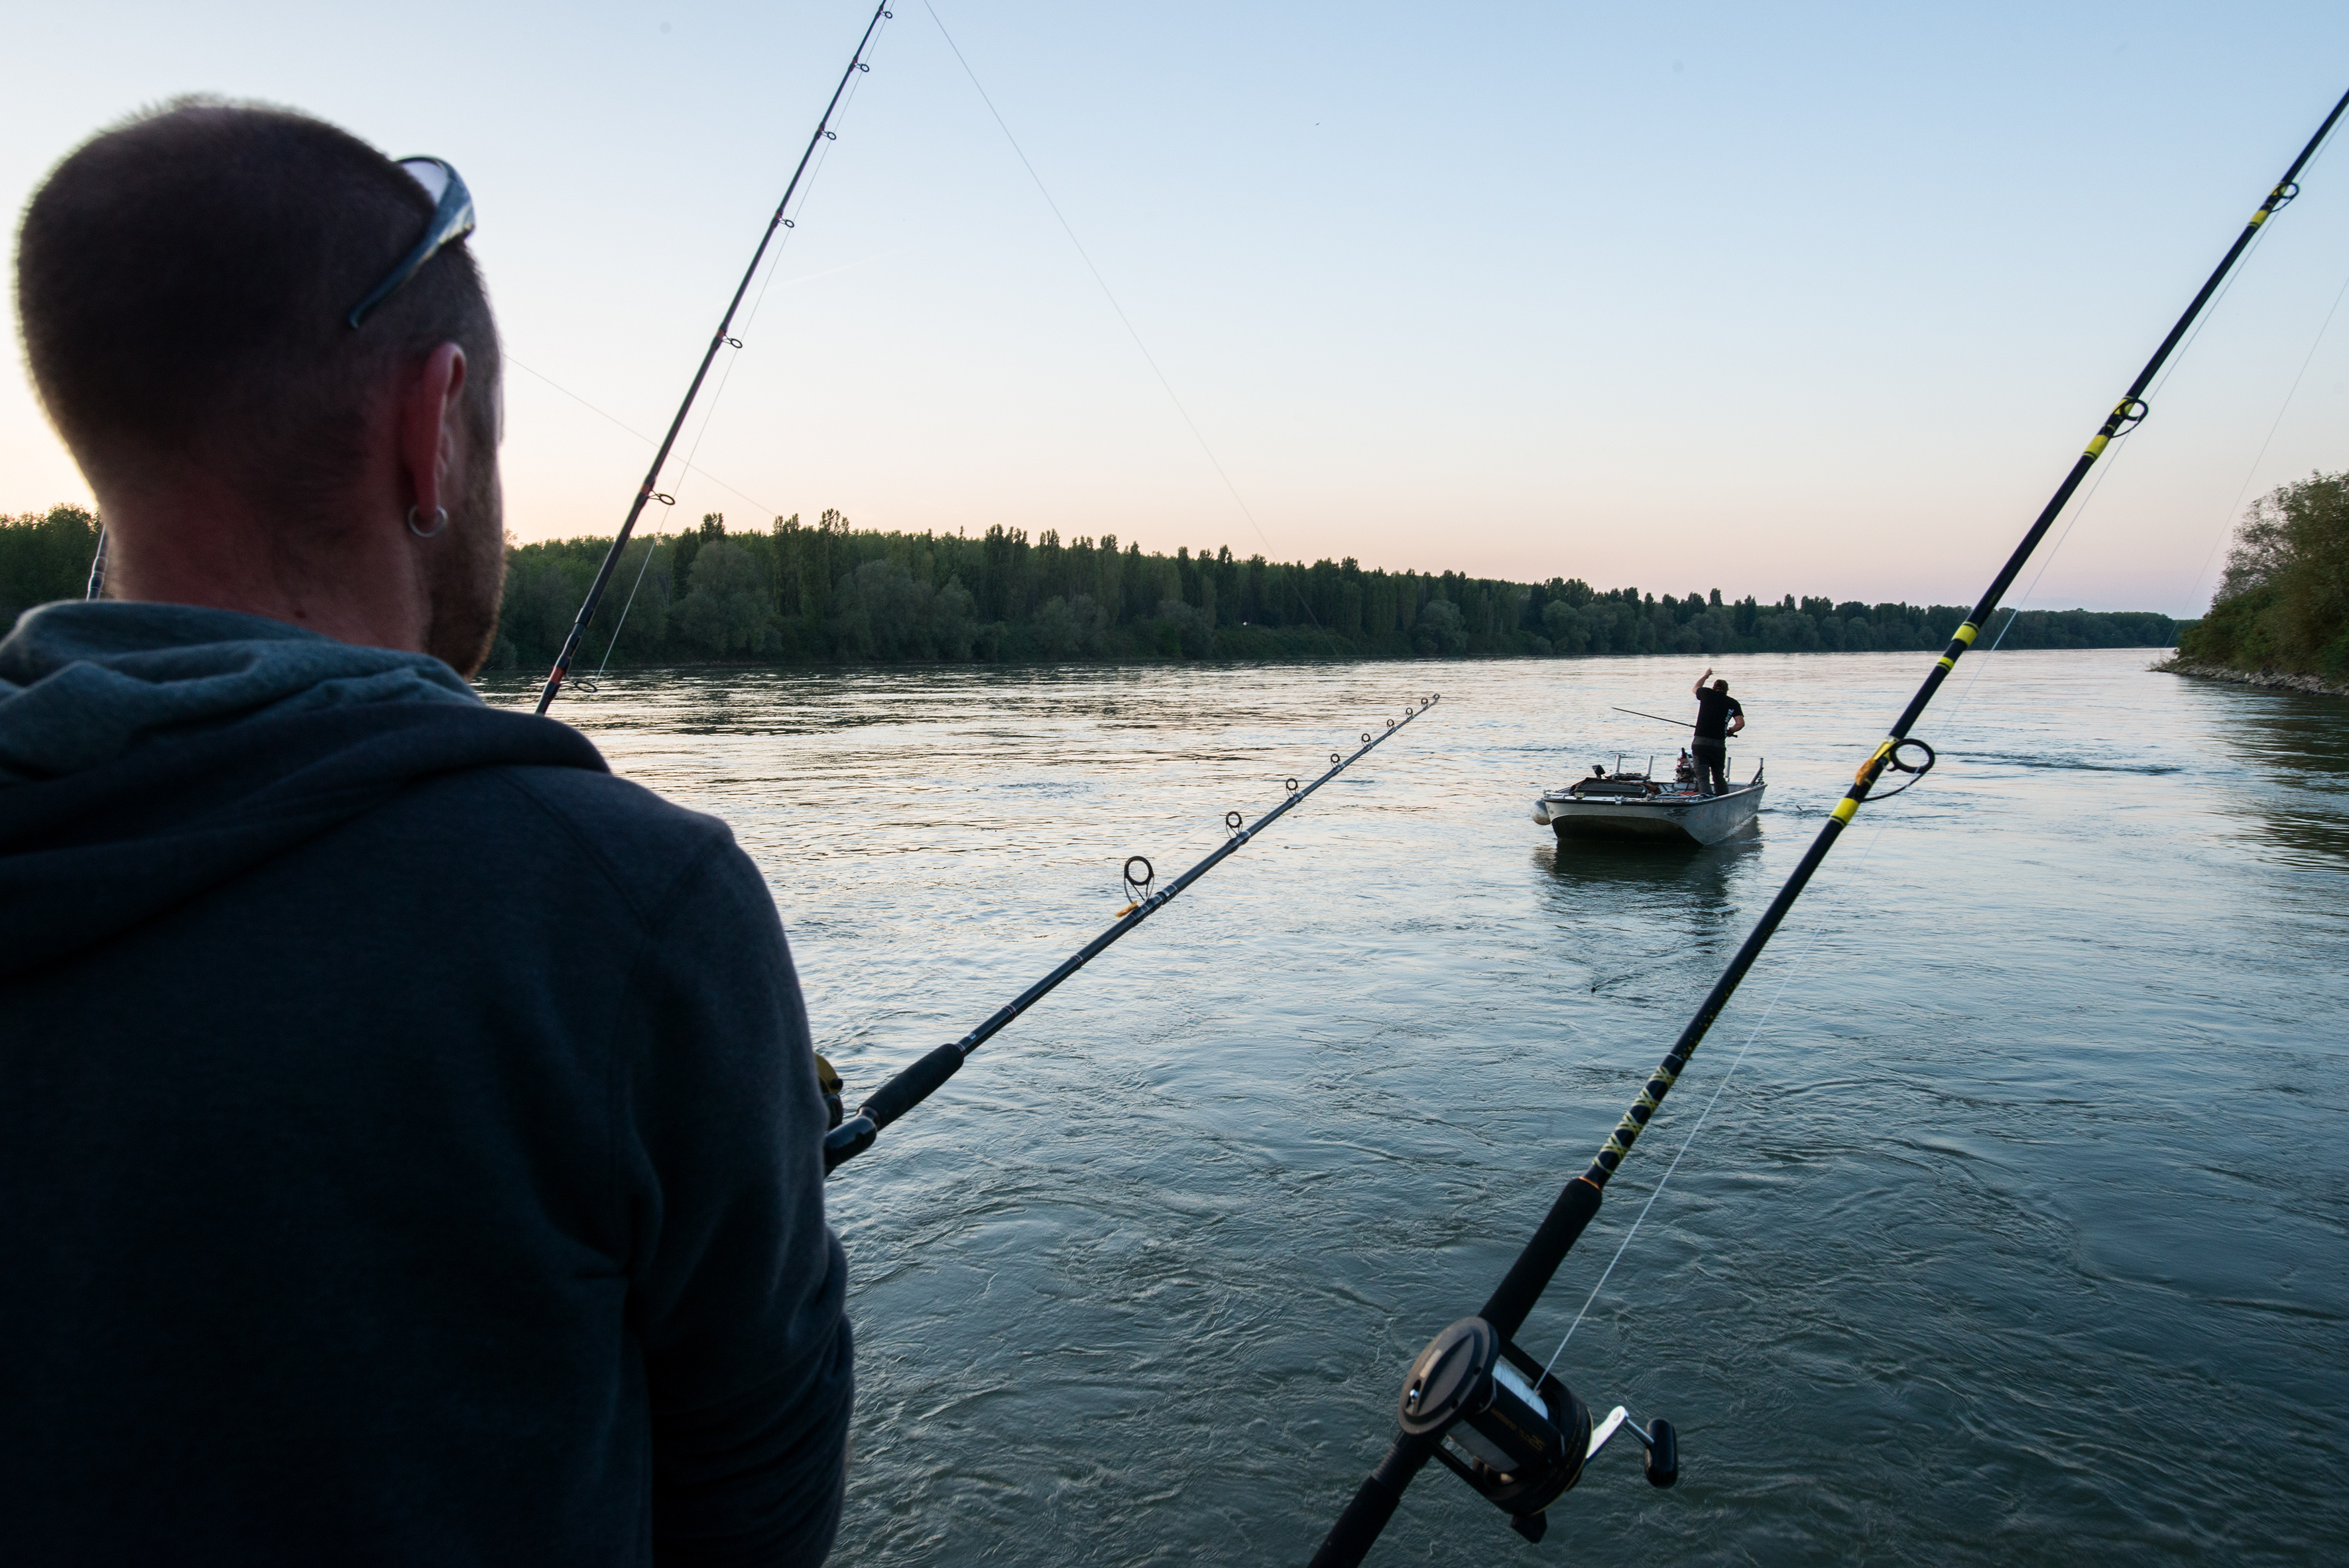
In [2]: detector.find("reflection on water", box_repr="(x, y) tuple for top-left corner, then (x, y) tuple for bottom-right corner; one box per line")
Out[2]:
(1538, 826), (1765, 896)
(479, 650), (2349, 1566)
(2205, 688), (2349, 868)
(1527, 834), (1770, 1008)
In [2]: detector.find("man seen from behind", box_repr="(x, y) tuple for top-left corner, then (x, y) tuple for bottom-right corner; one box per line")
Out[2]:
(1, 99), (851, 1564)
(1689, 667), (1744, 795)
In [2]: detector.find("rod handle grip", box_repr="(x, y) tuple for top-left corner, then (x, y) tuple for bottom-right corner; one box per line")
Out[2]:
(859, 1043), (965, 1132)
(1478, 1175), (1604, 1340)
(1308, 1432), (1435, 1568)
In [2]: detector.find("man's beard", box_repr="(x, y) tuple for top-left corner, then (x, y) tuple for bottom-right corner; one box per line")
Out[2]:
(421, 447), (505, 676)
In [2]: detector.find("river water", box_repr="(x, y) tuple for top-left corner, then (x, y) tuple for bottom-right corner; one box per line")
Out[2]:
(486, 648), (2348, 1565)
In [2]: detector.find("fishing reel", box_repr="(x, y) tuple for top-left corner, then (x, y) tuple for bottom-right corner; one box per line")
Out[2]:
(814, 1053), (845, 1130)
(1398, 1317), (1676, 1545)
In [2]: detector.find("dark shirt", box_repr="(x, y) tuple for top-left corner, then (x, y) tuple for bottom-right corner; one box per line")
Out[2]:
(1693, 688), (1744, 741)
(0, 603), (851, 1566)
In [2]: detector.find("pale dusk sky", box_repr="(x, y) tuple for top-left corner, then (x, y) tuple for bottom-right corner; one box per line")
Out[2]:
(7, 1), (2348, 613)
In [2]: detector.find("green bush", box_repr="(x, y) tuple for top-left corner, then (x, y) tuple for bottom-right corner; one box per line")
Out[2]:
(2180, 472), (2349, 678)
(0, 504), (99, 623)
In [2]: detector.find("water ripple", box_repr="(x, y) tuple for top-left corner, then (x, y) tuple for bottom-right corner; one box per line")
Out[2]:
(479, 649), (2349, 1565)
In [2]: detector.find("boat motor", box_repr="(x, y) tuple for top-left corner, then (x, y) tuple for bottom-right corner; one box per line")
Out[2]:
(1396, 1317), (1676, 1545)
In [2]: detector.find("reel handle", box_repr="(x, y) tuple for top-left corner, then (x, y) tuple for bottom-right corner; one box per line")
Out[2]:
(1646, 1418), (1679, 1488)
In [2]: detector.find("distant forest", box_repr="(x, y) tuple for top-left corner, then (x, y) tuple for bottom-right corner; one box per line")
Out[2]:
(488, 512), (2181, 670)
(2176, 473), (2346, 682)
(3, 503), (2183, 667)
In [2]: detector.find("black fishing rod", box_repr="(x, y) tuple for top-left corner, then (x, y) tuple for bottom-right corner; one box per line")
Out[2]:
(1610, 705), (1691, 729)
(1309, 84), (2349, 1567)
(821, 695), (1442, 1175)
(532, 0), (892, 716)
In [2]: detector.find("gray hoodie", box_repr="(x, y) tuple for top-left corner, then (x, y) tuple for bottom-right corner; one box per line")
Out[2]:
(0, 602), (851, 1565)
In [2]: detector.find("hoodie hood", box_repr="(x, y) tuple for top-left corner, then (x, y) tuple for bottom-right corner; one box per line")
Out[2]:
(0, 601), (487, 782)
(0, 602), (606, 977)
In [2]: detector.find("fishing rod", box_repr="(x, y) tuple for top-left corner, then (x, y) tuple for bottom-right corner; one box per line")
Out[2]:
(821, 694), (1442, 1175)
(568, 539), (665, 696)
(532, 0), (892, 716)
(1308, 83), (2349, 1567)
(1610, 705), (1691, 729)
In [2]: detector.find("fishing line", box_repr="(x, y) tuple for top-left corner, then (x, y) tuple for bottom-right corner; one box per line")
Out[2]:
(509, 46), (888, 690)
(1547, 440), (2166, 1357)
(579, 23), (903, 684)
(822, 695), (1443, 1172)
(579, 538), (666, 692)
(1967, 183), (2347, 640)
(1539, 886), (1850, 1374)
(1536, 345), (2178, 1367)
(732, 49), (882, 347)
(534, 0), (898, 714)
(1978, 410), (2146, 634)
(1312, 86), (2349, 1567)
(2113, 123), (2337, 613)
(2167, 127), (2349, 615)
(503, 355), (787, 516)
(919, 0), (1342, 650)
(1974, 206), (2285, 629)
(1972, 183), (2287, 629)
(2149, 115), (2340, 416)
(1539, 589), (2049, 1372)
(677, 27), (891, 496)
(643, 19), (892, 552)
(2176, 252), (2349, 616)
(1537, 341), (2207, 1372)
(1927, 170), (2319, 642)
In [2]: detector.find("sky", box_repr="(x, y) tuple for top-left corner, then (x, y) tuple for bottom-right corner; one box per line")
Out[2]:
(6, 1), (2348, 614)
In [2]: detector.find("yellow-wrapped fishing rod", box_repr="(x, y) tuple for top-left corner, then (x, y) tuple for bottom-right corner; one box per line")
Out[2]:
(1309, 81), (2349, 1567)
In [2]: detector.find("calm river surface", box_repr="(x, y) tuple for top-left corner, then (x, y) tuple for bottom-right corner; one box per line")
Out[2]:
(487, 648), (2348, 1566)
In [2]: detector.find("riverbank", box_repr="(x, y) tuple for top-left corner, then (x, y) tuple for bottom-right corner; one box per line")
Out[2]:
(2155, 654), (2349, 698)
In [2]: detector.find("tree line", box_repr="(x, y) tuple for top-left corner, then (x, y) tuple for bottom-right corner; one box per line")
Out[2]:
(2176, 473), (2346, 683)
(489, 511), (2181, 670)
(3, 502), (2183, 668)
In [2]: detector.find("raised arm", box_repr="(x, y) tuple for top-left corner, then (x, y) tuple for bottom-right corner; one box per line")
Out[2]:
(1693, 666), (1712, 698)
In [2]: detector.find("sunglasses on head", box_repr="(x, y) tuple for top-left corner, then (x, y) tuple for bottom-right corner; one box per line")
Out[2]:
(345, 156), (475, 328)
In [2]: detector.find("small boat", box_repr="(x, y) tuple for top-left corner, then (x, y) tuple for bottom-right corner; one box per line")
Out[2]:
(1533, 760), (1765, 846)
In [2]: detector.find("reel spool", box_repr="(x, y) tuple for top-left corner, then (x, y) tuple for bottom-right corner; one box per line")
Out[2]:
(1398, 1316), (1675, 1544)
(1400, 1318), (1591, 1537)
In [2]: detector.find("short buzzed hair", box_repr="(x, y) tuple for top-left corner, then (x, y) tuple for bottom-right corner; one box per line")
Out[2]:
(15, 97), (498, 515)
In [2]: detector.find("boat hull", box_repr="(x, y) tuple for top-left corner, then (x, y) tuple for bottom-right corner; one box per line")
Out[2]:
(1534, 782), (1764, 847)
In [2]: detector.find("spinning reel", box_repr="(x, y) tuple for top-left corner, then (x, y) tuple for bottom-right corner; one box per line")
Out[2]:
(1398, 1317), (1676, 1545)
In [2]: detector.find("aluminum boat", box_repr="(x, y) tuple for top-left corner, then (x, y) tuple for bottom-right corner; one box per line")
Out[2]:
(1533, 761), (1765, 846)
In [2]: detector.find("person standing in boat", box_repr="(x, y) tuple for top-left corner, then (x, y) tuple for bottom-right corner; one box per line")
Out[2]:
(1690, 668), (1745, 795)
